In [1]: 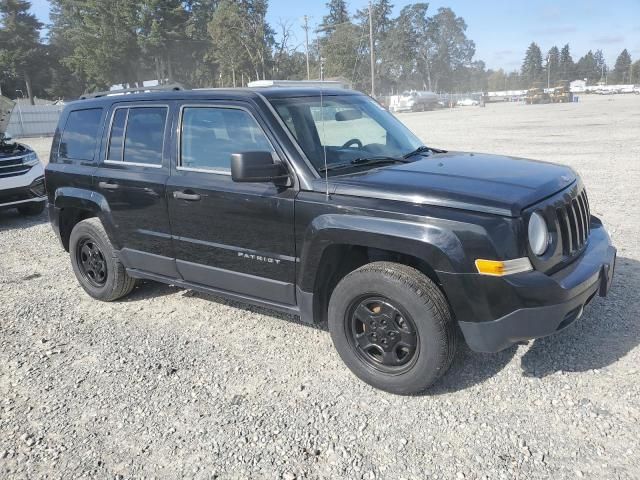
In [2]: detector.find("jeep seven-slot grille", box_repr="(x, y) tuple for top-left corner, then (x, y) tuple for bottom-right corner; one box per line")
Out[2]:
(556, 189), (591, 255)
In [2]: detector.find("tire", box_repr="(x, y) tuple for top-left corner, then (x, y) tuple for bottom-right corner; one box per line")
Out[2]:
(69, 218), (136, 301)
(17, 201), (45, 216)
(328, 262), (456, 394)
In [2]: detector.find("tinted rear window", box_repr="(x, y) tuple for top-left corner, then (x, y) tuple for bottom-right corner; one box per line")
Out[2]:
(124, 108), (167, 165)
(59, 108), (103, 161)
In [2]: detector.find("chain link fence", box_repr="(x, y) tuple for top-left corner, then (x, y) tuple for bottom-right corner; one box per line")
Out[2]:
(7, 104), (64, 138)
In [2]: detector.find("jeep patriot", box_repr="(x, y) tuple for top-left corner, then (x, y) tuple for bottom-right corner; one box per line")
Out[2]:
(45, 86), (616, 394)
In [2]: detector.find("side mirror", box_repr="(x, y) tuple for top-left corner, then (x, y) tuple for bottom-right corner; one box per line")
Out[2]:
(231, 151), (289, 183)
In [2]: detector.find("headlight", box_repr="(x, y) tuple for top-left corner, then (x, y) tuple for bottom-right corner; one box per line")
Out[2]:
(23, 152), (40, 166)
(528, 211), (550, 256)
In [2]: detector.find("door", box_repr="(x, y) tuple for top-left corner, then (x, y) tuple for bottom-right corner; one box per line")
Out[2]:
(93, 103), (178, 277)
(167, 103), (296, 305)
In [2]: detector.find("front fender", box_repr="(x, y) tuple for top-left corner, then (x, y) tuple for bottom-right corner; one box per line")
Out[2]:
(297, 214), (469, 292)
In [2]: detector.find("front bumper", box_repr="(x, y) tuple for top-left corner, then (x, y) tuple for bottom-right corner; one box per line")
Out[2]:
(0, 163), (46, 209)
(451, 220), (616, 352)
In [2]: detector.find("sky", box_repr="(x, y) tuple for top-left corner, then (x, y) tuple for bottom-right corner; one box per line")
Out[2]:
(28, 0), (640, 71)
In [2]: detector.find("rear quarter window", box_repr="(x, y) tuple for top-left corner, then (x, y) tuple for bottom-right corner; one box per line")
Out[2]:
(58, 108), (103, 161)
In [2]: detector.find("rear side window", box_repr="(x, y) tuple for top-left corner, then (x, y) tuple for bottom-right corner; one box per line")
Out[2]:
(180, 107), (273, 172)
(106, 106), (167, 166)
(59, 108), (103, 161)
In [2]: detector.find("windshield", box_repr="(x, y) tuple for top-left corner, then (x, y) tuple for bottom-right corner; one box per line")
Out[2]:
(270, 95), (423, 175)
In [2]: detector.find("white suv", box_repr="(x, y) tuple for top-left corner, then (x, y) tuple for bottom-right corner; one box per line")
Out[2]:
(0, 136), (46, 216)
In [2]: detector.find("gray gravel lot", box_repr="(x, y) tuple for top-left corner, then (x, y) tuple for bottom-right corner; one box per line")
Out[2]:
(1, 95), (639, 479)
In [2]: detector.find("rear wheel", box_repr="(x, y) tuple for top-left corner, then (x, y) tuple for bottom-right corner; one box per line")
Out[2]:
(328, 262), (456, 394)
(69, 218), (136, 301)
(17, 201), (45, 216)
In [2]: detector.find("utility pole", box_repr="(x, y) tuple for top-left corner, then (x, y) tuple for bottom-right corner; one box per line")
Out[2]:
(369, 1), (375, 97)
(547, 53), (551, 89)
(303, 15), (311, 80)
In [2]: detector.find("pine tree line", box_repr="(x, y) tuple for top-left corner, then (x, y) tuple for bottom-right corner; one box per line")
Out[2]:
(1, 0), (639, 103)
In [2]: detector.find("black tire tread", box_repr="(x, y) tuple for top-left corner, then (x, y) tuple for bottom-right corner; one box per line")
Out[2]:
(70, 218), (136, 301)
(329, 261), (457, 394)
(355, 262), (457, 386)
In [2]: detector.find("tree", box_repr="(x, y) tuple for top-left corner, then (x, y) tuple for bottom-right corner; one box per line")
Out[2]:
(50, 0), (143, 90)
(593, 49), (607, 83)
(0, 0), (43, 104)
(138, 0), (189, 84)
(545, 46), (559, 86)
(558, 43), (575, 80)
(208, 0), (274, 83)
(612, 48), (632, 84)
(632, 60), (640, 85)
(422, 7), (475, 92)
(521, 42), (543, 86)
(321, 0), (349, 34)
(576, 50), (599, 84)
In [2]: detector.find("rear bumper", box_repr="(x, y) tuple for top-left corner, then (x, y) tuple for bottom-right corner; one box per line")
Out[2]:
(451, 220), (616, 352)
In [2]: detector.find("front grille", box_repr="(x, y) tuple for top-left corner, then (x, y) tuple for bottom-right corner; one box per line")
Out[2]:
(555, 189), (591, 255)
(0, 156), (32, 178)
(528, 183), (593, 274)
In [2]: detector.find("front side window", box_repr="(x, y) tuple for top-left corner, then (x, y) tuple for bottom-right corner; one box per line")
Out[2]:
(59, 108), (103, 161)
(270, 95), (423, 175)
(106, 106), (167, 165)
(180, 106), (273, 172)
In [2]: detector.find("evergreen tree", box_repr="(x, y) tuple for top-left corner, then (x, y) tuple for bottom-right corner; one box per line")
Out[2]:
(545, 46), (560, 86)
(50, 0), (142, 90)
(0, 0), (43, 104)
(138, 0), (189, 84)
(521, 42), (543, 86)
(612, 49), (632, 83)
(576, 50), (599, 84)
(593, 49), (607, 83)
(321, 0), (349, 34)
(558, 44), (575, 80)
(632, 60), (640, 85)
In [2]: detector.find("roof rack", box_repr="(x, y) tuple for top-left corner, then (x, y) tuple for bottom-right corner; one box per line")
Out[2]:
(79, 83), (185, 100)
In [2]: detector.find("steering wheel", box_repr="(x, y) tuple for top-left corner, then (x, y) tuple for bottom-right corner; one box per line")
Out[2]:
(341, 138), (363, 149)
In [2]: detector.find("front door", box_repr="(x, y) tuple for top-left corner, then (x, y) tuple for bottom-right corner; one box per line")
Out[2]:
(93, 102), (178, 277)
(166, 102), (296, 305)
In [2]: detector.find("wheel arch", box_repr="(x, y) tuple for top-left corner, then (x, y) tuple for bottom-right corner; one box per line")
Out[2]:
(297, 214), (465, 323)
(53, 187), (116, 251)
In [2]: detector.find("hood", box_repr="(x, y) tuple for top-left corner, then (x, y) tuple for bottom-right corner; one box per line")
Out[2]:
(327, 152), (577, 217)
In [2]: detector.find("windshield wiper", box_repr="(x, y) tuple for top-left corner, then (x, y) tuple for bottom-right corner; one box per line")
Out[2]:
(402, 145), (445, 159)
(318, 156), (407, 173)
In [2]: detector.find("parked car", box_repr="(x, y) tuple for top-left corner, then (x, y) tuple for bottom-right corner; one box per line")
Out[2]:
(0, 96), (46, 215)
(45, 86), (616, 394)
(456, 98), (480, 106)
(394, 91), (439, 112)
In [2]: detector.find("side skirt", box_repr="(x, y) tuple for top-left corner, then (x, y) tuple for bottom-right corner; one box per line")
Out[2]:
(126, 268), (302, 318)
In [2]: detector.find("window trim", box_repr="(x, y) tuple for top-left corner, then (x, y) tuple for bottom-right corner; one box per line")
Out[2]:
(57, 107), (104, 162)
(177, 103), (279, 176)
(104, 103), (169, 169)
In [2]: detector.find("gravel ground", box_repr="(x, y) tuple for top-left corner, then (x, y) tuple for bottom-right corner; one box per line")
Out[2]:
(1, 94), (639, 479)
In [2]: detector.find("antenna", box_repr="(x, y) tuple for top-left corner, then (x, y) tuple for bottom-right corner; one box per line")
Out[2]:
(320, 86), (329, 199)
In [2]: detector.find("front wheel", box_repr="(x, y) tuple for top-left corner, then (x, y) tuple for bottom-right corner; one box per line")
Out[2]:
(328, 262), (456, 394)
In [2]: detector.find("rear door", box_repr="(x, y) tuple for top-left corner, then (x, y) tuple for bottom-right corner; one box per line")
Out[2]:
(93, 102), (178, 277)
(166, 101), (297, 305)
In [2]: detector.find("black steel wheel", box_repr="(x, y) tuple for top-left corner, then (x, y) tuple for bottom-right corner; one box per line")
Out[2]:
(69, 218), (136, 301)
(76, 238), (108, 287)
(347, 296), (418, 373)
(328, 262), (457, 395)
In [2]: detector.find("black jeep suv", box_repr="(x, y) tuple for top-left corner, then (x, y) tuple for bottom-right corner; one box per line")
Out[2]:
(45, 87), (616, 394)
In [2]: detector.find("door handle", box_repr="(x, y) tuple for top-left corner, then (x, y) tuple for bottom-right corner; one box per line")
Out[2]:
(98, 181), (119, 190)
(173, 190), (201, 201)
